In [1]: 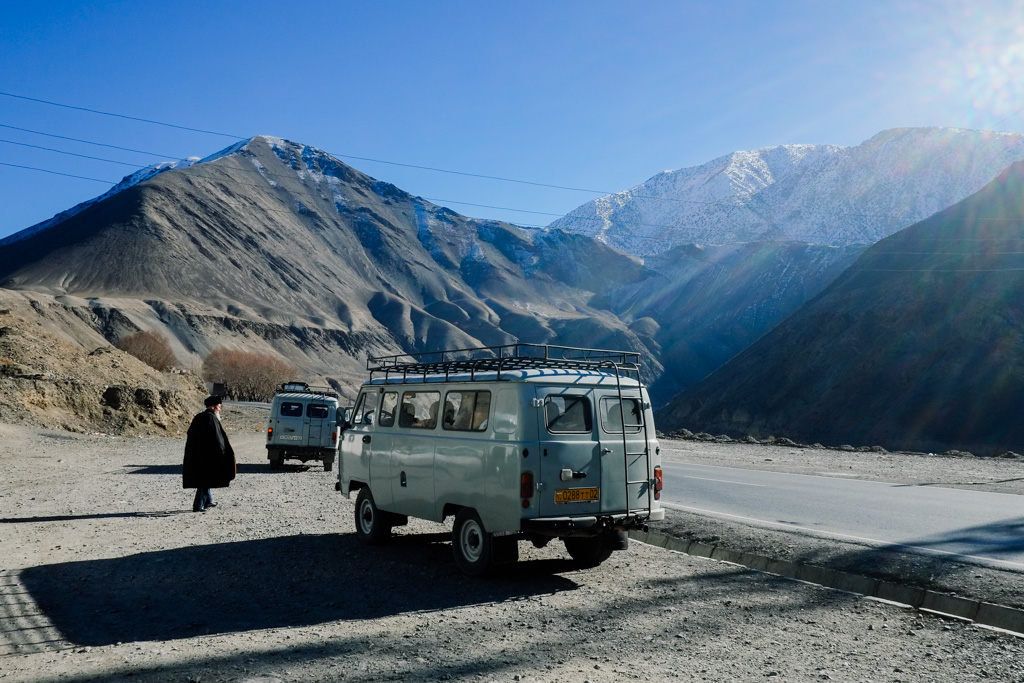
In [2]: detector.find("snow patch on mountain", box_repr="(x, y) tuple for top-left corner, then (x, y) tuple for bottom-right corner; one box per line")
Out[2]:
(551, 128), (1024, 255)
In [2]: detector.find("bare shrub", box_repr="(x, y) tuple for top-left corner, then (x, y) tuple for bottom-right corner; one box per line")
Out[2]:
(116, 331), (178, 372)
(202, 348), (296, 401)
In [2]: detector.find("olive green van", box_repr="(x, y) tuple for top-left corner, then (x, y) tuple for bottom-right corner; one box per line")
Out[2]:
(336, 344), (664, 576)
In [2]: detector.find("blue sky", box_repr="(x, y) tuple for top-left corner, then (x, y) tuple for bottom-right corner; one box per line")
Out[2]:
(2, 0), (1023, 240)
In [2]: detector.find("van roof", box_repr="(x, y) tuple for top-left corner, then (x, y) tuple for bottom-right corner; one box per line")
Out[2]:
(365, 343), (644, 388)
(274, 392), (340, 402)
(364, 368), (642, 388)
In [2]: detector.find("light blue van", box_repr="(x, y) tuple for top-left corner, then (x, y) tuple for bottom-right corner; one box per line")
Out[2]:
(336, 344), (664, 576)
(266, 382), (341, 471)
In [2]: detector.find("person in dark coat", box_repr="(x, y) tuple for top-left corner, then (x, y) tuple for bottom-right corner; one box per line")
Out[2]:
(182, 395), (236, 512)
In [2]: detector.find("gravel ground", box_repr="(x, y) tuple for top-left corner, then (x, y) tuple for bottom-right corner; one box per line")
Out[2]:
(2, 406), (1023, 683)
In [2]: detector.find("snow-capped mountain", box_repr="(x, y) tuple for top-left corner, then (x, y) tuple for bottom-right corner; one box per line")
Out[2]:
(658, 161), (1024, 455)
(551, 128), (1024, 255)
(0, 157), (202, 248)
(0, 136), (658, 390)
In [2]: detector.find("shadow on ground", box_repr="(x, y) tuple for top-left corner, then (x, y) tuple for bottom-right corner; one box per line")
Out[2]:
(19, 533), (579, 647)
(123, 463), (317, 475)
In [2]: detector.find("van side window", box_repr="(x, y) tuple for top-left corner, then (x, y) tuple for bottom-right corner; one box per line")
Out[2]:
(280, 402), (303, 417)
(545, 395), (592, 433)
(352, 391), (378, 425)
(307, 403), (329, 419)
(600, 397), (643, 433)
(378, 391), (398, 427)
(399, 391), (440, 429)
(442, 391), (491, 432)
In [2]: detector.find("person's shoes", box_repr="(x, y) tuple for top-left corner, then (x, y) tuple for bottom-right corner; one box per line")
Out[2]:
(193, 506), (207, 512)
(206, 502), (218, 508)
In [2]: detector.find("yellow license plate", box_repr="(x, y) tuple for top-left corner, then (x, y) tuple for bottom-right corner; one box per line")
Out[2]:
(555, 487), (600, 503)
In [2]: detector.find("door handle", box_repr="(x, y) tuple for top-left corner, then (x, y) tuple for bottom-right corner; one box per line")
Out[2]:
(602, 448), (612, 454)
(362, 435), (371, 444)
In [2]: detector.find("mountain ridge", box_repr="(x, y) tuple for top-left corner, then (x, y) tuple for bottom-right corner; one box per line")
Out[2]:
(657, 160), (1024, 455)
(551, 127), (1024, 254)
(0, 136), (660, 393)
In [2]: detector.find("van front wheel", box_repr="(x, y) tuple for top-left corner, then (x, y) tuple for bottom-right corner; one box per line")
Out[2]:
(452, 509), (492, 577)
(354, 488), (391, 545)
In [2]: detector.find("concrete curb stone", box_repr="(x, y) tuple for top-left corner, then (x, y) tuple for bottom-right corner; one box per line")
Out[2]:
(630, 529), (1024, 636)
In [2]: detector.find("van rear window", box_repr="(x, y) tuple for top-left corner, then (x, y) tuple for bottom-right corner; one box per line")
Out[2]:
(600, 397), (643, 433)
(280, 402), (303, 417)
(307, 403), (329, 419)
(545, 396), (592, 433)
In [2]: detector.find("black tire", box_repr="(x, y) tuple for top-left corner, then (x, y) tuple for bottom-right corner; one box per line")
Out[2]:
(354, 488), (391, 545)
(452, 509), (493, 577)
(323, 457), (334, 472)
(564, 535), (615, 568)
(268, 449), (283, 470)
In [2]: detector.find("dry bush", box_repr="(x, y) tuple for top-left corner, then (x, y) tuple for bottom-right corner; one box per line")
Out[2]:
(116, 331), (178, 372)
(202, 348), (296, 401)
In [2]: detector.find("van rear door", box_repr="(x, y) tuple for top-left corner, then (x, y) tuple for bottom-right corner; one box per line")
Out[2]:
(596, 392), (650, 514)
(534, 387), (600, 518)
(275, 398), (306, 446)
(306, 399), (330, 448)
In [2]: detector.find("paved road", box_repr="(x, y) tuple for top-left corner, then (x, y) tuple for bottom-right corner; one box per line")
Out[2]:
(660, 460), (1024, 570)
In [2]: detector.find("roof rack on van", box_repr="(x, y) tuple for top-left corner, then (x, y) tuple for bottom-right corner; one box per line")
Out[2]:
(275, 381), (339, 398)
(366, 343), (642, 384)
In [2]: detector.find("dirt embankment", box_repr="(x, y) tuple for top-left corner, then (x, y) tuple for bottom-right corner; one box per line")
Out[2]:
(0, 291), (207, 436)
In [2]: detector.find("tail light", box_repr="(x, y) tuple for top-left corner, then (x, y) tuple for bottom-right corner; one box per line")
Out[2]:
(331, 429), (338, 445)
(267, 427), (273, 441)
(653, 467), (663, 500)
(520, 471), (534, 506)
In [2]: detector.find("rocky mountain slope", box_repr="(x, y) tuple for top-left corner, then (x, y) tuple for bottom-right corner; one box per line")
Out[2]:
(657, 161), (1024, 455)
(0, 290), (206, 435)
(0, 136), (659, 397)
(552, 127), (1024, 255)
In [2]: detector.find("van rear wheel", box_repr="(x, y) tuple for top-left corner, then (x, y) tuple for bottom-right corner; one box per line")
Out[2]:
(564, 535), (615, 568)
(452, 509), (493, 577)
(354, 488), (391, 545)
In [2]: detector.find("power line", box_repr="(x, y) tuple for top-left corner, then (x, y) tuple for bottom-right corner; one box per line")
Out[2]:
(6, 95), (1005, 227)
(0, 91), (611, 195)
(0, 91), (242, 139)
(0, 138), (143, 166)
(0, 161), (112, 183)
(0, 124), (177, 157)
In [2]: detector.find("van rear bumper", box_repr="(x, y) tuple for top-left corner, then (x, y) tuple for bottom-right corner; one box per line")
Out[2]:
(522, 509), (660, 535)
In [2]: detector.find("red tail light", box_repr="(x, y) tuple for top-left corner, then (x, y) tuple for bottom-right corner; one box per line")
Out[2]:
(520, 471), (534, 500)
(653, 467), (663, 500)
(267, 427), (273, 441)
(331, 429), (338, 445)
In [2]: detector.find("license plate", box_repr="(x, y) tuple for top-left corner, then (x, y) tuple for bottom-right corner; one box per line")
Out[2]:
(279, 435), (303, 441)
(555, 487), (600, 503)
